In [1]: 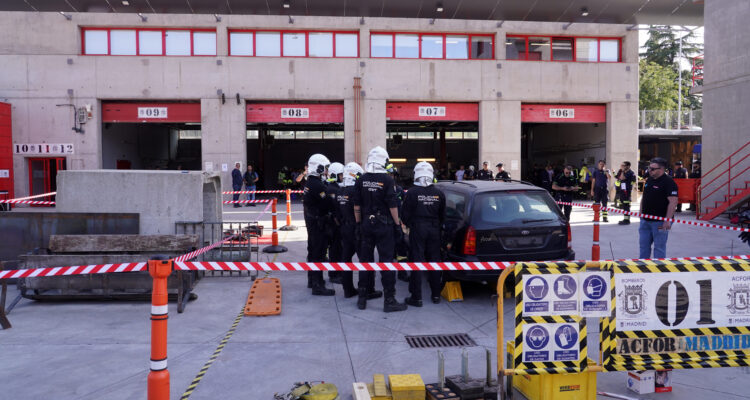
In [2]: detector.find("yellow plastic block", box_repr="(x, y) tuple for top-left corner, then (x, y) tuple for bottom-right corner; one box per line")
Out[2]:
(373, 374), (388, 397)
(388, 374), (425, 400)
(367, 383), (392, 400)
(506, 340), (597, 400)
(441, 281), (463, 302)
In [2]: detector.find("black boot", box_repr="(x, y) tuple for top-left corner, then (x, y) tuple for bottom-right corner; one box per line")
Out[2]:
(343, 287), (359, 298)
(384, 296), (407, 313)
(367, 290), (383, 300)
(357, 290), (367, 310)
(311, 284), (335, 296)
(404, 296), (423, 307)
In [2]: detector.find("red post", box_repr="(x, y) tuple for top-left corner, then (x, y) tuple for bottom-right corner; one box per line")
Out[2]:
(263, 199), (288, 253)
(592, 203), (601, 260)
(148, 258), (172, 400)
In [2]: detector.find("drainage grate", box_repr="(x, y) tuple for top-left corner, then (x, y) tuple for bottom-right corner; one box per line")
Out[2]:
(405, 333), (477, 348)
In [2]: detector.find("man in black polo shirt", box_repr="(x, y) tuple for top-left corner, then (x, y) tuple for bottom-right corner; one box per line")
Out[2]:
(590, 160), (611, 222)
(639, 157), (679, 259)
(551, 164), (579, 220)
(616, 161), (637, 225)
(477, 161), (493, 180)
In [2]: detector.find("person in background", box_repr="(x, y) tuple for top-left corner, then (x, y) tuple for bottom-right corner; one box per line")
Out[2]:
(231, 162), (243, 208)
(540, 164), (554, 192)
(687, 161), (701, 211)
(325, 162), (345, 284)
(495, 163), (510, 181)
(579, 162), (592, 200)
(465, 165), (476, 180)
(302, 154), (335, 296)
(673, 161), (688, 212)
(455, 165), (465, 181)
(243, 164), (259, 207)
(591, 160), (611, 222)
(477, 161), (493, 180)
(551, 165), (579, 221)
(616, 161), (637, 225)
(403, 162), (446, 306)
(639, 157), (678, 258)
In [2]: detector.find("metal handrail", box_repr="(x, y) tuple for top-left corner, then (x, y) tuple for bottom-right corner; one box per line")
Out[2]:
(698, 141), (750, 217)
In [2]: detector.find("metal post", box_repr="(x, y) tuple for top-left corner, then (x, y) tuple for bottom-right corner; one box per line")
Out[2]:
(678, 33), (683, 129)
(148, 257), (172, 400)
(592, 204), (601, 260)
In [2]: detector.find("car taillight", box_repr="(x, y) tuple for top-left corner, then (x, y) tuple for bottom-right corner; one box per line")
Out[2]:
(566, 223), (572, 249)
(463, 226), (476, 255)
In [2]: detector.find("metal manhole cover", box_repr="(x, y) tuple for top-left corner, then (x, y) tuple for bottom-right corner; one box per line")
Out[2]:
(405, 333), (477, 348)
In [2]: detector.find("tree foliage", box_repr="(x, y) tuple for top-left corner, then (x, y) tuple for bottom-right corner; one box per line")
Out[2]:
(639, 59), (678, 111)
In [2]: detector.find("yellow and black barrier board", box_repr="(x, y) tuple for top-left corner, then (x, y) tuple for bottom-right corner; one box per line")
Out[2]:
(601, 258), (750, 371)
(512, 262), (589, 375)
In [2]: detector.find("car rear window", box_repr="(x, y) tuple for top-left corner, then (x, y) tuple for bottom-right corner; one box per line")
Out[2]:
(444, 190), (467, 219)
(473, 191), (559, 225)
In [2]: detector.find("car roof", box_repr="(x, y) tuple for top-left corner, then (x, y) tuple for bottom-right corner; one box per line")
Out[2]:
(435, 180), (546, 193)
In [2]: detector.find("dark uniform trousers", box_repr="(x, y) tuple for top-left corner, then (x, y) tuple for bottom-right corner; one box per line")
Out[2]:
(339, 222), (369, 294)
(408, 220), (443, 300)
(558, 202), (572, 220)
(304, 214), (328, 286)
(326, 221), (343, 281)
(619, 189), (632, 221)
(358, 217), (397, 298)
(593, 186), (609, 219)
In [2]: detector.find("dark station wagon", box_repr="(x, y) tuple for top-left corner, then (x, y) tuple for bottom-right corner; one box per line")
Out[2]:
(436, 180), (575, 282)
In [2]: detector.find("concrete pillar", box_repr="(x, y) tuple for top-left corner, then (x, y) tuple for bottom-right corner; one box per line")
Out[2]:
(344, 97), (355, 163)
(201, 98), (246, 192)
(360, 98), (386, 163)
(606, 101), (639, 174)
(479, 100), (521, 177)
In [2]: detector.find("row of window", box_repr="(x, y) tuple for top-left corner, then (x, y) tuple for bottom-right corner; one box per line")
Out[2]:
(387, 131), (478, 139)
(81, 28), (620, 62)
(506, 35), (620, 62)
(245, 130), (345, 139)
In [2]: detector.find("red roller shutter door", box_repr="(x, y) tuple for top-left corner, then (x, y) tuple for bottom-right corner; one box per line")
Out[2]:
(0, 102), (13, 200)
(246, 103), (344, 123)
(521, 104), (606, 123)
(101, 102), (202, 123)
(386, 102), (479, 121)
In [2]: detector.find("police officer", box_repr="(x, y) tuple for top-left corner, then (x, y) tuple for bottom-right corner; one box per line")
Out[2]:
(353, 146), (407, 312)
(551, 165), (579, 221)
(673, 161), (688, 212)
(326, 162), (345, 284)
(495, 163), (511, 181)
(616, 161), (637, 225)
(590, 160), (611, 222)
(386, 163), (409, 282)
(477, 161), (493, 180)
(338, 162), (383, 300)
(303, 154), (335, 296)
(403, 162), (446, 306)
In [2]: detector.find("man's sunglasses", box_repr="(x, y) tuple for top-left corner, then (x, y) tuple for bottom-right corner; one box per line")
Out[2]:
(649, 166), (664, 171)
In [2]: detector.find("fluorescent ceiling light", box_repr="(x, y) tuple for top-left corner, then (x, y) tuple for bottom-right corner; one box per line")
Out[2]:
(581, 7), (589, 16)
(283, 0), (290, 8)
(417, 158), (436, 162)
(390, 158), (407, 163)
(122, 0), (129, 5)
(436, 2), (443, 12)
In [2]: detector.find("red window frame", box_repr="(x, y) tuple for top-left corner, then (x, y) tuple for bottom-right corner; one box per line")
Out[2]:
(227, 29), (360, 58)
(369, 32), (495, 60)
(505, 34), (622, 63)
(80, 27), (217, 56)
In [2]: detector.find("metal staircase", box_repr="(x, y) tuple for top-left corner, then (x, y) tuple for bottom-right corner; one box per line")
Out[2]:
(698, 141), (750, 221)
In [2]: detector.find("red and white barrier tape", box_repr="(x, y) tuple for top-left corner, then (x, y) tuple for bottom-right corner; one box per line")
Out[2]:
(173, 236), (234, 262)
(0, 200), (56, 205)
(222, 190), (303, 195)
(0, 263), (146, 279)
(223, 199), (272, 204)
(557, 201), (750, 233)
(0, 191), (56, 203)
(2, 256), (750, 280)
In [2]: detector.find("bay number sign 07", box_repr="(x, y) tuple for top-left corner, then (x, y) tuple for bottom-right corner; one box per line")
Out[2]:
(418, 106), (446, 117)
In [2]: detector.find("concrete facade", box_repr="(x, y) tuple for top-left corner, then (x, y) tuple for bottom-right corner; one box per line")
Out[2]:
(0, 12), (639, 194)
(702, 0), (750, 212)
(56, 170), (221, 234)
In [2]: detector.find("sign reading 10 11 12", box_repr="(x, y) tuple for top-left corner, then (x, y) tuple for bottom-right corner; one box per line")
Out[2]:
(615, 271), (750, 332)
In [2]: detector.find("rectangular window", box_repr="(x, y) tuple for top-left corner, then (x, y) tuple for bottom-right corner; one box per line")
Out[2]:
(270, 131), (294, 140)
(471, 36), (493, 59)
(551, 37), (573, 61)
(139, 30), (163, 55)
(193, 31), (216, 56)
(246, 130), (259, 139)
(256, 32), (281, 56)
(505, 36), (526, 60)
(464, 131), (478, 139)
(445, 131), (463, 139)
(309, 32), (333, 57)
(179, 130), (201, 139)
(395, 34), (419, 58)
(371, 34), (393, 57)
(230, 32), (253, 56)
(446, 35), (468, 59)
(165, 30), (191, 55)
(599, 39), (619, 62)
(527, 37), (550, 61)
(84, 30), (108, 55)
(575, 38), (598, 62)
(335, 33), (358, 57)
(110, 30), (136, 55)
(323, 131), (345, 139)
(283, 32), (305, 56)
(295, 131), (322, 139)
(421, 35), (443, 59)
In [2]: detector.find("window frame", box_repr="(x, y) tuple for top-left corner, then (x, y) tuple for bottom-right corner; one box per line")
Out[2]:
(505, 34), (622, 63)
(227, 29), (360, 58)
(81, 27), (217, 56)
(369, 31), (495, 60)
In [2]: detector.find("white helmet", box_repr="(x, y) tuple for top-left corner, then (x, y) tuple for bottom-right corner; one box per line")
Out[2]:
(343, 162), (364, 187)
(307, 154), (330, 177)
(413, 161), (434, 187)
(327, 162), (345, 183)
(366, 146), (389, 173)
